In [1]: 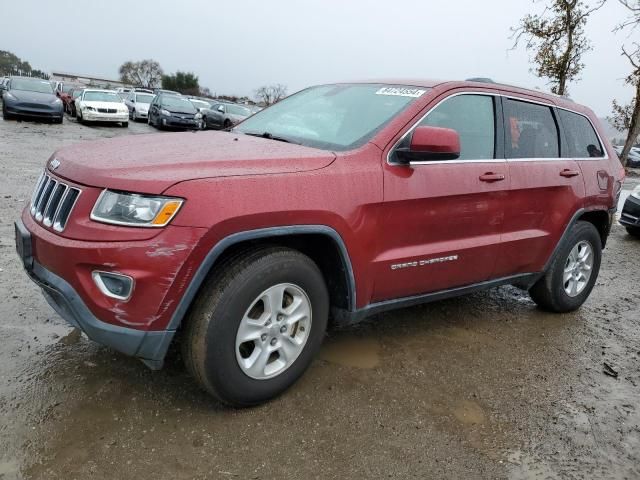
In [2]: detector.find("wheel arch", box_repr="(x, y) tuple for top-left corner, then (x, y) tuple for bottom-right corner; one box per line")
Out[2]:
(167, 225), (357, 333)
(577, 209), (611, 248)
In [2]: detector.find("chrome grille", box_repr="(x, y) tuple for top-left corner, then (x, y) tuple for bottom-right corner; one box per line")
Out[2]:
(30, 171), (81, 232)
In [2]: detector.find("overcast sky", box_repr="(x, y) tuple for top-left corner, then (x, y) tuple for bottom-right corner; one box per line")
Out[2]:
(0, 0), (636, 115)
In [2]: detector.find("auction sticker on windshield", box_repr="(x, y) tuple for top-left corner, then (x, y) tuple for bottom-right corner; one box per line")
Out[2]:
(375, 87), (426, 97)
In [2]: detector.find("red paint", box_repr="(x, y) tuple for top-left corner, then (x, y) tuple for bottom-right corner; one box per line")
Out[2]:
(21, 79), (622, 333)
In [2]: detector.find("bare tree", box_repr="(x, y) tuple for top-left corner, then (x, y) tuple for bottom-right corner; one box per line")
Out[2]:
(610, 1), (640, 166)
(511, 0), (604, 96)
(119, 59), (163, 88)
(254, 84), (287, 105)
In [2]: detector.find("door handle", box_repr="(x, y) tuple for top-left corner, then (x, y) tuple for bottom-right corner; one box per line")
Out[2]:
(560, 169), (580, 178)
(479, 172), (505, 182)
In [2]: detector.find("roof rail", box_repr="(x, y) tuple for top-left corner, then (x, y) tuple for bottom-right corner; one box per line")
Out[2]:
(465, 77), (495, 83)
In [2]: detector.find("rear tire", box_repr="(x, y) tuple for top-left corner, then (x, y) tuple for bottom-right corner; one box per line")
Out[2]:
(529, 221), (601, 313)
(182, 247), (329, 407)
(626, 226), (640, 238)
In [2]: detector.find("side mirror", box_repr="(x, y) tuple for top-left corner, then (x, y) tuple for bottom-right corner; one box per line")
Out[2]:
(396, 126), (460, 163)
(217, 106), (225, 113)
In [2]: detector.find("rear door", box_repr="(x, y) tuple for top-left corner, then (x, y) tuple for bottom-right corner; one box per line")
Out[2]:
(375, 92), (508, 302)
(494, 97), (585, 277)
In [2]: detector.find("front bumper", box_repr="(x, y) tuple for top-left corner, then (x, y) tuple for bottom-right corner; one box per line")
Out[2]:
(619, 194), (640, 227)
(5, 103), (63, 119)
(82, 110), (129, 122)
(161, 116), (198, 129)
(15, 215), (205, 369)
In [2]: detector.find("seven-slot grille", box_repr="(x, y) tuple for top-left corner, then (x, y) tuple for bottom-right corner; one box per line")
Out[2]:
(97, 108), (117, 114)
(30, 171), (81, 232)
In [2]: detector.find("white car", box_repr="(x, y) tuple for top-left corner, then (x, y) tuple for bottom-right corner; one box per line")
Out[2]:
(76, 89), (129, 127)
(124, 91), (155, 121)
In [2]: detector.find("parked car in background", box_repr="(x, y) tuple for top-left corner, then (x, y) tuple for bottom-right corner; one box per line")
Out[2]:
(200, 102), (251, 130)
(66, 88), (84, 116)
(188, 98), (212, 112)
(153, 88), (181, 96)
(2, 76), (63, 123)
(76, 89), (129, 127)
(148, 94), (201, 130)
(56, 84), (78, 110)
(614, 146), (640, 168)
(124, 91), (155, 121)
(619, 185), (640, 237)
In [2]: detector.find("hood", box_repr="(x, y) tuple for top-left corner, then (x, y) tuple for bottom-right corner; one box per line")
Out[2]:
(51, 131), (336, 193)
(135, 103), (150, 112)
(165, 107), (196, 115)
(8, 89), (58, 103)
(82, 100), (127, 110)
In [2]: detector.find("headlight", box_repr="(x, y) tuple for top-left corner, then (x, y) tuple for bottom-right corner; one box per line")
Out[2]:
(4, 92), (16, 100)
(53, 98), (62, 104)
(91, 190), (184, 227)
(160, 109), (170, 116)
(632, 185), (640, 200)
(195, 113), (202, 120)
(84, 105), (95, 111)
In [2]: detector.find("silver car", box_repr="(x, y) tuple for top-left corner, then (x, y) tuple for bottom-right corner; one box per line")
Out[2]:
(124, 91), (156, 121)
(200, 102), (252, 130)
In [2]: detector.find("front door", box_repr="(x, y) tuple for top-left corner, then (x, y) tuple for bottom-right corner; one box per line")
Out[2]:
(373, 93), (508, 302)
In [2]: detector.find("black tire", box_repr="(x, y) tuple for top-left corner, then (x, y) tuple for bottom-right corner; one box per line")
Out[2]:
(626, 226), (640, 238)
(121, 121), (128, 128)
(77, 110), (83, 124)
(182, 247), (329, 407)
(54, 116), (63, 124)
(2, 105), (11, 120)
(201, 116), (207, 130)
(529, 221), (602, 313)
(129, 109), (134, 120)
(223, 119), (231, 130)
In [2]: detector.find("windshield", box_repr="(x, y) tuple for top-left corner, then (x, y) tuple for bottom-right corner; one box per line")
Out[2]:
(135, 94), (154, 104)
(161, 96), (196, 112)
(228, 104), (251, 116)
(190, 99), (211, 109)
(83, 91), (121, 102)
(72, 90), (83, 98)
(62, 85), (73, 93)
(10, 78), (54, 94)
(235, 84), (427, 150)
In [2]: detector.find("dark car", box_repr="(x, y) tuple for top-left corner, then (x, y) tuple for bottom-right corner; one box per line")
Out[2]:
(67, 88), (84, 117)
(2, 76), (64, 123)
(619, 185), (640, 237)
(148, 94), (201, 130)
(200, 102), (252, 130)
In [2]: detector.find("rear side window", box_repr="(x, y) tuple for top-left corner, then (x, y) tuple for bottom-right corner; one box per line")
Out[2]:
(558, 109), (604, 158)
(418, 94), (495, 160)
(505, 99), (559, 159)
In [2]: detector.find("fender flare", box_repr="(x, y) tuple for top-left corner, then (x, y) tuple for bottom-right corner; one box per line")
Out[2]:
(166, 224), (357, 332)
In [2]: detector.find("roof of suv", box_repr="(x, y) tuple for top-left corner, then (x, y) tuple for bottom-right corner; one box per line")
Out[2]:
(348, 78), (591, 116)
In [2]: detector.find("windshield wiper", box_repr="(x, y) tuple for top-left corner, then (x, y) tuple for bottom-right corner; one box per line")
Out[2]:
(243, 131), (294, 144)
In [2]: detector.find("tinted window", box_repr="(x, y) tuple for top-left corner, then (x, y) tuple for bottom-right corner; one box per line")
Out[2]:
(505, 99), (559, 159)
(418, 94), (495, 160)
(558, 109), (603, 158)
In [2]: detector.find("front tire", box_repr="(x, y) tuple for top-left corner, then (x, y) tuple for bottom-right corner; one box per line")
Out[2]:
(529, 221), (602, 313)
(121, 121), (128, 128)
(182, 247), (329, 407)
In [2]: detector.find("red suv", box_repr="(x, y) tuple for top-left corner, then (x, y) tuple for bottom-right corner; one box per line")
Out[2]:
(15, 80), (623, 406)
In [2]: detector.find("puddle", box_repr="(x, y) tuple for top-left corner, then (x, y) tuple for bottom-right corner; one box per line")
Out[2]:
(319, 335), (380, 368)
(452, 400), (486, 425)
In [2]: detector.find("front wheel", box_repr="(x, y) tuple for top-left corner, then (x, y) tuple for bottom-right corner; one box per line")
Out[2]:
(529, 221), (602, 313)
(182, 247), (329, 407)
(121, 121), (128, 128)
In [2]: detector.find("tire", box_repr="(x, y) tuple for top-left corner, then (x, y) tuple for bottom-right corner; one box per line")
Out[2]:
(2, 105), (10, 120)
(77, 110), (83, 124)
(122, 121), (128, 128)
(223, 119), (231, 130)
(201, 117), (207, 130)
(54, 116), (63, 124)
(626, 226), (640, 238)
(182, 247), (329, 407)
(529, 221), (602, 313)
(129, 109), (134, 120)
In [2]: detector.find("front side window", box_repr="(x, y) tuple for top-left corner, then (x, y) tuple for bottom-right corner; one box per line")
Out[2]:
(558, 109), (604, 158)
(417, 94), (495, 160)
(505, 99), (559, 159)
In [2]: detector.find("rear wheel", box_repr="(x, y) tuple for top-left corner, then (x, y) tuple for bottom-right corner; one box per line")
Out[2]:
(529, 221), (601, 313)
(182, 247), (329, 407)
(626, 226), (640, 238)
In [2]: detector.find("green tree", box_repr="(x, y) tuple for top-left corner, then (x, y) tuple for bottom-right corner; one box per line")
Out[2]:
(610, 1), (640, 166)
(161, 71), (200, 95)
(511, 1), (604, 96)
(119, 59), (163, 88)
(0, 50), (49, 78)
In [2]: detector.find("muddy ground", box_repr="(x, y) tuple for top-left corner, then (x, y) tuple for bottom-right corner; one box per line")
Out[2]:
(0, 111), (639, 480)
